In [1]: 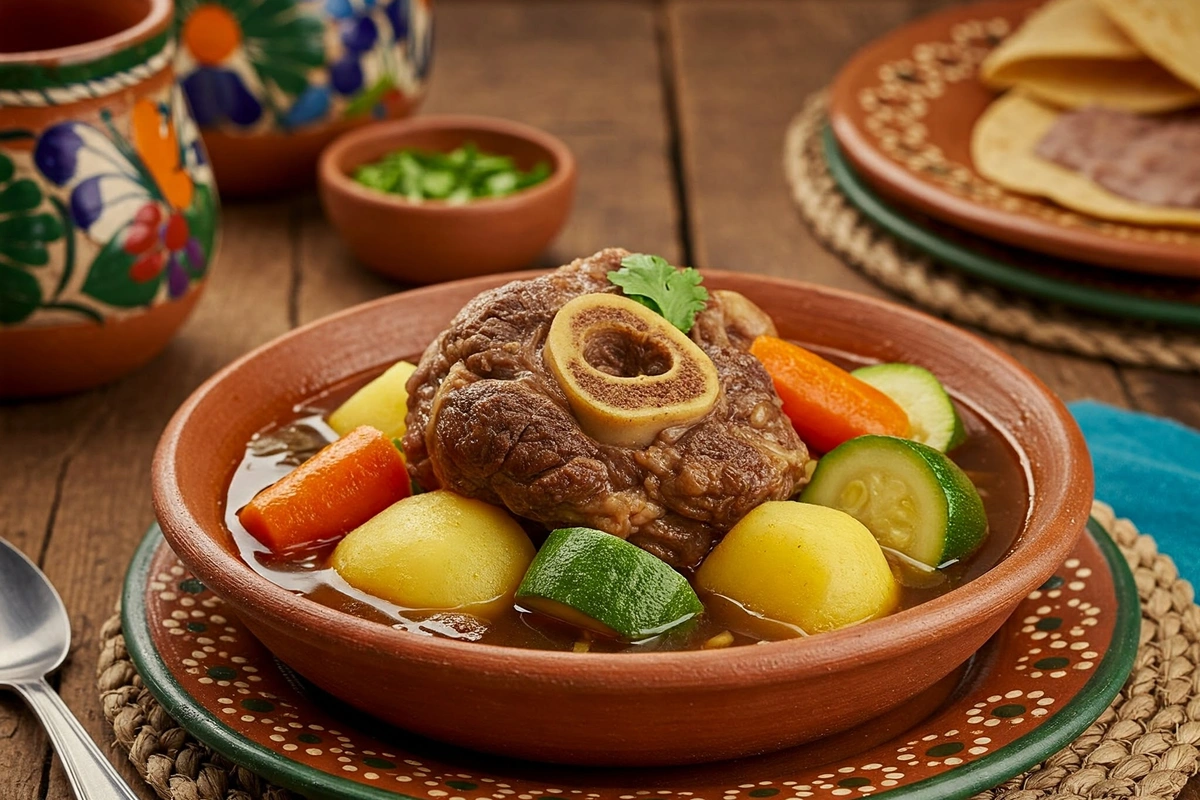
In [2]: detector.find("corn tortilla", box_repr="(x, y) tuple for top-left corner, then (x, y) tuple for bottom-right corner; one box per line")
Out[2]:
(971, 92), (1200, 228)
(1096, 0), (1200, 92)
(980, 0), (1199, 112)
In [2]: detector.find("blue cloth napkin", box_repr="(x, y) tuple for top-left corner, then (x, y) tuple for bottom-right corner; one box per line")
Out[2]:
(1069, 400), (1200, 583)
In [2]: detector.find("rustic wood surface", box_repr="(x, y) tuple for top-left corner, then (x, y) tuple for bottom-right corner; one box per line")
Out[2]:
(2, 1), (1198, 798)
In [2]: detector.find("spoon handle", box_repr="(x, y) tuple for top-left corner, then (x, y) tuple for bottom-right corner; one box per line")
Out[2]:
(14, 678), (142, 800)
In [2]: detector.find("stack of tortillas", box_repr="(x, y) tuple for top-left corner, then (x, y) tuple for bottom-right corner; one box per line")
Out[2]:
(972, 0), (1200, 227)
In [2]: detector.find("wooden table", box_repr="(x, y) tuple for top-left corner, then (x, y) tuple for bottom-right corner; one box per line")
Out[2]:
(4, 2), (1199, 798)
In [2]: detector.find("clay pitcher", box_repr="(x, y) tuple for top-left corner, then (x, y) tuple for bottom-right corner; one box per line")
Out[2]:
(175, 0), (433, 196)
(0, 0), (220, 398)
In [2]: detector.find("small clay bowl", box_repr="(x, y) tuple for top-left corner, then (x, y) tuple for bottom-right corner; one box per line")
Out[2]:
(153, 271), (1092, 767)
(318, 115), (576, 284)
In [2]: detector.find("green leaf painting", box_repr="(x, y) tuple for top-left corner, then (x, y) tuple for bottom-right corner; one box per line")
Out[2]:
(80, 235), (159, 308)
(0, 154), (63, 273)
(0, 149), (64, 325)
(0, 263), (42, 324)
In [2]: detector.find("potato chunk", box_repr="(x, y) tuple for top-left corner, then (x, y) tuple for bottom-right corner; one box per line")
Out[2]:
(332, 490), (535, 617)
(695, 501), (898, 636)
(328, 360), (417, 441)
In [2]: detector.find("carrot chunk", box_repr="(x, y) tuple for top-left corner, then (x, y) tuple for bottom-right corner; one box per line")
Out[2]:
(749, 336), (911, 454)
(237, 425), (411, 553)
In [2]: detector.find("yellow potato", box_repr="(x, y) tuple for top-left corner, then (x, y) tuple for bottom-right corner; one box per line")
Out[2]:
(332, 490), (535, 616)
(695, 502), (898, 636)
(328, 360), (417, 441)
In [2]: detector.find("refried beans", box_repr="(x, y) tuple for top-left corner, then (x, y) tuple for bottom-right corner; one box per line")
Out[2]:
(1035, 106), (1200, 210)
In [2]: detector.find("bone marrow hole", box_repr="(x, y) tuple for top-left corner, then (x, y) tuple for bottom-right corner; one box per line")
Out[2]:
(544, 293), (722, 448)
(583, 327), (673, 378)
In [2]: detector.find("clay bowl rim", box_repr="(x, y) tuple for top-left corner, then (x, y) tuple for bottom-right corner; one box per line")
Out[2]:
(153, 270), (1091, 690)
(0, 0), (172, 66)
(318, 114), (578, 216)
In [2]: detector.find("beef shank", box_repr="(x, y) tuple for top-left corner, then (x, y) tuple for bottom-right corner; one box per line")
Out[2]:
(402, 248), (811, 569)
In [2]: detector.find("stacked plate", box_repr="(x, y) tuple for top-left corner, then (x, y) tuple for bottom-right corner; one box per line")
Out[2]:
(826, 0), (1200, 329)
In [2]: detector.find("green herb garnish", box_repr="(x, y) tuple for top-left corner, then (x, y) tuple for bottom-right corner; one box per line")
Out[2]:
(353, 142), (552, 203)
(607, 254), (710, 334)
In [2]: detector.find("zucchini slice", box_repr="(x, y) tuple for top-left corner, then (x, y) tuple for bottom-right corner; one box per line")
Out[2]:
(851, 363), (966, 452)
(800, 435), (988, 568)
(515, 527), (702, 641)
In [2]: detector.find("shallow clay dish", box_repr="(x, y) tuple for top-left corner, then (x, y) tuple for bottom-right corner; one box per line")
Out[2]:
(318, 115), (576, 284)
(124, 518), (1138, 800)
(152, 270), (1093, 766)
(822, 129), (1200, 328)
(827, 0), (1200, 278)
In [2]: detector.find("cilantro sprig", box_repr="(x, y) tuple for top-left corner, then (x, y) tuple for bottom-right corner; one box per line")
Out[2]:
(607, 254), (709, 334)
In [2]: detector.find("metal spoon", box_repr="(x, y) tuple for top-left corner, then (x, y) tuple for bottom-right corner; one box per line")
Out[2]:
(0, 538), (141, 800)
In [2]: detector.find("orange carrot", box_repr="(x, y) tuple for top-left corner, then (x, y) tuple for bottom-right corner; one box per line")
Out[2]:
(238, 425), (411, 553)
(750, 336), (910, 454)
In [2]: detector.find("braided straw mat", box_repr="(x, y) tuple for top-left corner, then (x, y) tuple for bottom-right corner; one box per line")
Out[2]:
(786, 93), (1200, 373)
(96, 502), (1200, 800)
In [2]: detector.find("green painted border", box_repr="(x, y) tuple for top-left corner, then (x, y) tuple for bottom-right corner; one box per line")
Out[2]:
(122, 519), (1139, 799)
(874, 517), (1140, 799)
(0, 30), (170, 93)
(821, 127), (1200, 330)
(122, 526), (418, 800)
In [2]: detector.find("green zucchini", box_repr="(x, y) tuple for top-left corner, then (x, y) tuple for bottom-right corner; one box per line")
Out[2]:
(515, 527), (702, 641)
(851, 363), (966, 452)
(800, 435), (987, 568)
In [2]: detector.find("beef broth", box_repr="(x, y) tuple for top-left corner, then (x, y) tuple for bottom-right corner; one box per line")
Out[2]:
(223, 353), (1030, 654)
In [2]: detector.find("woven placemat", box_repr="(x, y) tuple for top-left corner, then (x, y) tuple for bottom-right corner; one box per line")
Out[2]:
(785, 92), (1200, 373)
(95, 502), (1200, 800)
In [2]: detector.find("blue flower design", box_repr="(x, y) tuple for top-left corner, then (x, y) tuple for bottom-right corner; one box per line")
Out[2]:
(282, 85), (333, 128)
(320, 0), (427, 120)
(327, 0), (384, 97)
(410, 11), (432, 81)
(386, 0), (409, 41)
(182, 69), (263, 127)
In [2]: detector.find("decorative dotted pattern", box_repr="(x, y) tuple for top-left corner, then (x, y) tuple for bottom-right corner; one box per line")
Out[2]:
(785, 92), (1200, 373)
(106, 516), (1120, 800)
(854, 17), (1200, 248)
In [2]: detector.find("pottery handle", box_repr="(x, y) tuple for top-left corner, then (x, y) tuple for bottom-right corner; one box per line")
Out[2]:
(14, 678), (142, 800)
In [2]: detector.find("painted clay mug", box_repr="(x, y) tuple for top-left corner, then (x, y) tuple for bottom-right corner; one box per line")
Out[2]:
(0, 0), (220, 398)
(175, 0), (433, 196)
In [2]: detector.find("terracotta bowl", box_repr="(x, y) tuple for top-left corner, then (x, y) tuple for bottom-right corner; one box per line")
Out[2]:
(0, 0), (219, 398)
(152, 271), (1092, 767)
(318, 115), (576, 284)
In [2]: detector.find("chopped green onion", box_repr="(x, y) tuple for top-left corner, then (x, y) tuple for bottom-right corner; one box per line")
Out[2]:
(352, 142), (552, 202)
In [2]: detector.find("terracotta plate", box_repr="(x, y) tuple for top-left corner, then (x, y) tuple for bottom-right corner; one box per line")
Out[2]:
(821, 128), (1200, 328)
(123, 521), (1138, 800)
(827, 0), (1200, 278)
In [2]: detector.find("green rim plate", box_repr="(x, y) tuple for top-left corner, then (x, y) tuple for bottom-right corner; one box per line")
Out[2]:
(122, 519), (1138, 800)
(822, 127), (1200, 329)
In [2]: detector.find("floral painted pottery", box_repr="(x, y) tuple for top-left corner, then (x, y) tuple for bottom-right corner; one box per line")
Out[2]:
(124, 516), (1138, 800)
(175, 0), (433, 197)
(319, 115), (576, 284)
(827, 0), (1200, 278)
(0, 0), (219, 398)
(152, 270), (1094, 766)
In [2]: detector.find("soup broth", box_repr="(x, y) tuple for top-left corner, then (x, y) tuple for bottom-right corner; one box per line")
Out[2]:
(224, 359), (1030, 653)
